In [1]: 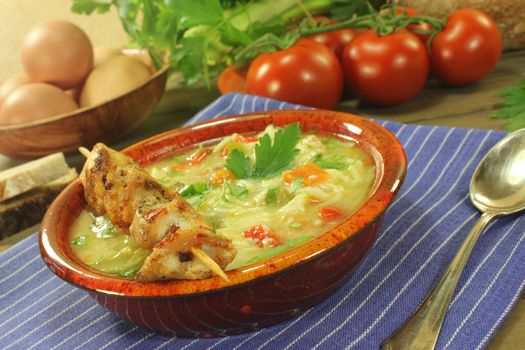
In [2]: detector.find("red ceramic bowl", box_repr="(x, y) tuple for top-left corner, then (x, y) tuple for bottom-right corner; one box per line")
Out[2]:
(40, 109), (406, 337)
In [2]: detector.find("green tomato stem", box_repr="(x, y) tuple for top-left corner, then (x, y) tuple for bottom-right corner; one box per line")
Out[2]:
(299, 15), (375, 36)
(298, 13), (445, 37)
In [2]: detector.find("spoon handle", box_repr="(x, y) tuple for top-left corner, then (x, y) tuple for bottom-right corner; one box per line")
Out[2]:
(382, 211), (496, 350)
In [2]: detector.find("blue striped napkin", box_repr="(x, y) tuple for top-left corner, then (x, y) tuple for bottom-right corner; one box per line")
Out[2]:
(1, 93), (523, 350)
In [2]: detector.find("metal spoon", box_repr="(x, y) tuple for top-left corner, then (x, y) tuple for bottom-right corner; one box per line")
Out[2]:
(382, 128), (525, 350)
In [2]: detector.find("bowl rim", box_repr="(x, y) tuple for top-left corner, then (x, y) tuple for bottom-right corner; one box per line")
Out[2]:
(0, 66), (169, 131)
(39, 109), (407, 298)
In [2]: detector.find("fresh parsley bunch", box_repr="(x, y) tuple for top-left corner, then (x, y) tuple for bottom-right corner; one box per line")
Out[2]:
(71, 0), (381, 85)
(492, 79), (525, 131)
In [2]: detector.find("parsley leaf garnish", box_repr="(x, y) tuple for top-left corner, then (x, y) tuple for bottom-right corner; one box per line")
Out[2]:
(254, 123), (301, 178)
(230, 184), (248, 198)
(492, 79), (525, 131)
(265, 186), (280, 204)
(221, 181), (249, 202)
(225, 149), (253, 179)
(188, 195), (206, 207)
(180, 182), (209, 207)
(225, 123), (301, 179)
(290, 176), (304, 193)
(180, 182), (208, 197)
(313, 154), (349, 170)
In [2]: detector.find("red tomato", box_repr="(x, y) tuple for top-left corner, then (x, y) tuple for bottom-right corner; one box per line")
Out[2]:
(243, 224), (282, 248)
(218, 66), (248, 94)
(209, 168), (234, 186)
(231, 134), (258, 143)
(246, 39), (343, 109)
(341, 29), (429, 106)
(188, 148), (208, 165)
(307, 20), (355, 58)
(430, 9), (502, 86)
(318, 207), (343, 221)
(282, 163), (329, 187)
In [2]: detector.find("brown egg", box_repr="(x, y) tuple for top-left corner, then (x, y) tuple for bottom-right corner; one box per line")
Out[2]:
(121, 48), (154, 69)
(64, 86), (82, 104)
(80, 55), (152, 107)
(0, 83), (78, 125)
(21, 20), (94, 89)
(0, 74), (31, 106)
(94, 46), (122, 67)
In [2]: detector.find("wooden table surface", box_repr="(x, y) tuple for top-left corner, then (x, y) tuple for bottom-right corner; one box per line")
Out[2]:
(0, 49), (524, 348)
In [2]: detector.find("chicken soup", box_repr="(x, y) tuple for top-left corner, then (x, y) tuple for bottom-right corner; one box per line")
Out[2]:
(71, 124), (376, 280)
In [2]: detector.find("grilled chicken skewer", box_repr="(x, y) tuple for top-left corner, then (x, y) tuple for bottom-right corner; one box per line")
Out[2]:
(78, 145), (235, 283)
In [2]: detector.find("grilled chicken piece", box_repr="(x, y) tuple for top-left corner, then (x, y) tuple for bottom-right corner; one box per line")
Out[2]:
(80, 143), (141, 228)
(80, 143), (236, 282)
(130, 195), (210, 250)
(137, 226), (236, 283)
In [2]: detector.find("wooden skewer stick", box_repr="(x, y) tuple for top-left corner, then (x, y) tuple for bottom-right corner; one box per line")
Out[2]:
(78, 147), (230, 283)
(190, 247), (229, 282)
(78, 147), (90, 158)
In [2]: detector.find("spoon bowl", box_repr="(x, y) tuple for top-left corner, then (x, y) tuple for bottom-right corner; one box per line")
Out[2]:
(471, 128), (525, 214)
(384, 128), (525, 350)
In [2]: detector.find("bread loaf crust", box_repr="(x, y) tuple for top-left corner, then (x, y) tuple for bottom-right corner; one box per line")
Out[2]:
(0, 169), (77, 239)
(0, 153), (71, 202)
(399, 0), (525, 49)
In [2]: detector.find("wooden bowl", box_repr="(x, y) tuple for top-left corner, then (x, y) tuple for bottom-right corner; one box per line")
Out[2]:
(0, 67), (168, 158)
(39, 109), (406, 337)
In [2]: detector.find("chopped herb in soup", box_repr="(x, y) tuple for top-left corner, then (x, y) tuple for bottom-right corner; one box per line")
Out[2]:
(70, 124), (376, 278)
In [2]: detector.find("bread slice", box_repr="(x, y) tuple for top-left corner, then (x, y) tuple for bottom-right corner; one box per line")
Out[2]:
(0, 153), (72, 202)
(399, 0), (525, 49)
(0, 168), (77, 239)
